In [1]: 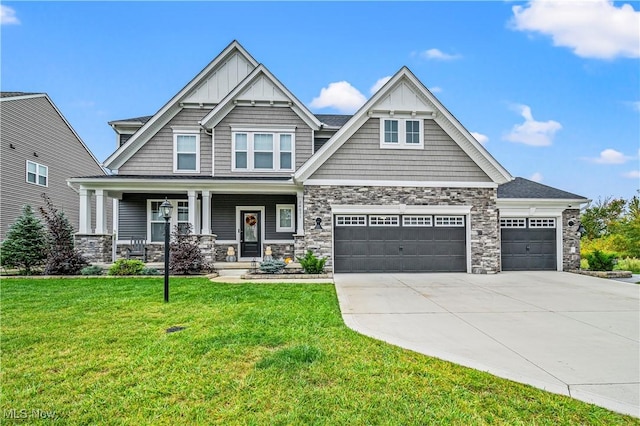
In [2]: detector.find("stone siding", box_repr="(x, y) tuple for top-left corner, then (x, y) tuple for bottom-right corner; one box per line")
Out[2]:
(562, 209), (581, 271)
(303, 186), (500, 273)
(75, 234), (113, 264)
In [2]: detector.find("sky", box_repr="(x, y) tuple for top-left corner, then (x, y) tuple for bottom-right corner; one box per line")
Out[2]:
(1, 1), (639, 203)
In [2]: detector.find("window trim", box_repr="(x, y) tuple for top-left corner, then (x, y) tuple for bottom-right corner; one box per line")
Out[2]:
(335, 215), (367, 226)
(232, 128), (295, 172)
(528, 218), (556, 228)
(369, 215), (400, 226)
(173, 129), (200, 173)
(500, 218), (527, 228)
(434, 216), (465, 227)
(403, 215), (433, 227)
(147, 199), (190, 243)
(380, 118), (424, 149)
(276, 204), (295, 233)
(26, 160), (48, 187)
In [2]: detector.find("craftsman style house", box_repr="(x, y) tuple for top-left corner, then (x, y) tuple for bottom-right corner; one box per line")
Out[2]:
(70, 41), (587, 273)
(0, 92), (110, 241)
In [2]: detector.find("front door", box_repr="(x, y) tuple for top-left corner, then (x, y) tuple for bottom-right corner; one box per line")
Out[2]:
(240, 211), (261, 258)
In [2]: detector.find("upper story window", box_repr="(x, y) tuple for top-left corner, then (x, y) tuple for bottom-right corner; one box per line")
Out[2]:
(173, 130), (200, 173)
(26, 160), (48, 187)
(380, 118), (423, 149)
(232, 129), (295, 172)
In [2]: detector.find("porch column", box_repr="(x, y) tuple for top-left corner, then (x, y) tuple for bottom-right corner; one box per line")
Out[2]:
(79, 187), (92, 234)
(296, 189), (305, 235)
(188, 190), (197, 233)
(112, 198), (119, 240)
(95, 189), (106, 234)
(201, 190), (211, 234)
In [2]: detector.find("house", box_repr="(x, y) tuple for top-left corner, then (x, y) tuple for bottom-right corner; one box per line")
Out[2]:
(68, 41), (587, 272)
(0, 92), (111, 242)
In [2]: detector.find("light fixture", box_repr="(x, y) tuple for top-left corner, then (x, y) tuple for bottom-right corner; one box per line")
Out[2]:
(314, 217), (323, 230)
(577, 224), (586, 236)
(160, 198), (173, 302)
(160, 198), (173, 220)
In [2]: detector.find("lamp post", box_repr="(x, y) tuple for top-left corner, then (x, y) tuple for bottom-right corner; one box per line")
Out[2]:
(160, 198), (173, 303)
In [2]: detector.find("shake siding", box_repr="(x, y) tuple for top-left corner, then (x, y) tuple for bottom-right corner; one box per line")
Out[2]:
(0, 96), (111, 240)
(311, 118), (492, 182)
(214, 106), (313, 177)
(211, 194), (296, 240)
(118, 108), (213, 175)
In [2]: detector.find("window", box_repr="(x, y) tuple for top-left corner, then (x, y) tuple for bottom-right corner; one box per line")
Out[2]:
(500, 218), (526, 228)
(380, 118), (423, 149)
(434, 216), (465, 227)
(403, 216), (433, 227)
(369, 215), (399, 226)
(276, 204), (295, 232)
(173, 131), (200, 172)
(232, 130), (295, 171)
(148, 200), (190, 242)
(26, 160), (48, 187)
(335, 215), (367, 226)
(529, 218), (556, 228)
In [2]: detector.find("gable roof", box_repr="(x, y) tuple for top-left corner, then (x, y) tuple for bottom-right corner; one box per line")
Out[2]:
(294, 67), (513, 184)
(315, 114), (352, 128)
(103, 40), (259, 170)
(498, 177), (587, 200)
(1, 91), (43, 99)
(199, 64), (322, 130)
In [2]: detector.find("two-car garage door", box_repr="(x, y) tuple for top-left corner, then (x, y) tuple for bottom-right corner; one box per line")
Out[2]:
(334, 214), (466, 273)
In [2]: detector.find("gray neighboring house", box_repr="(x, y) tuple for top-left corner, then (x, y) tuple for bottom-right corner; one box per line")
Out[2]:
(69, 41), (588, 272)
(0, 92), (111, 241)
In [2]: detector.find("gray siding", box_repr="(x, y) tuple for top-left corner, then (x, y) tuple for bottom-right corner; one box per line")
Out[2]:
(310, 118), (491, 182)
(118, 193), (188, 239)
(214, 106), (313, 177)
(211, 194), (296, 240)
(0, 95), (111, 240)
(119, 108), (213, 175)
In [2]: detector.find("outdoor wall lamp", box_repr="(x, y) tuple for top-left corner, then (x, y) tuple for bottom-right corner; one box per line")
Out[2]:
(314, 217), (323, 230)
(160, 198), (173, 302)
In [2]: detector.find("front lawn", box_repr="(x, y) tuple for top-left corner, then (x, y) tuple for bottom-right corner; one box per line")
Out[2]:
(1, 278), (635, 424)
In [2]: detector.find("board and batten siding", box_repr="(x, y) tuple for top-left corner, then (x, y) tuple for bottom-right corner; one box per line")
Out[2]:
(211, 194), (296, 240)
(118, 108), (213, 175)
(310, 118), (492, 182)
(0, 95), (111, 240)
(213, 106), (313, 177)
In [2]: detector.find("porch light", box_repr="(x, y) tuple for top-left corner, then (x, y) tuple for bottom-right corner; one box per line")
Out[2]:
(160, 198), (172, 303)
(577, 224), (586, 236)
(314, 217), (323, 230)
(160, 198), (173, 220)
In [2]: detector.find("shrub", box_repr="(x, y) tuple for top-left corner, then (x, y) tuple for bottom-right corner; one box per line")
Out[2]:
(140, 267), (161, 276)
(109, 259), (145, 276)
(614, 258), (640, 274)
(39, 194), (88, 275)
(584, 250), (617, 272)
(169, 224), (211, 274)
(297, 250), (327, 274)
(580, 258), (589, 270)
(81, 265), (104, 276)
(259, 259), (286, 274)
(0, 205), (48, 275)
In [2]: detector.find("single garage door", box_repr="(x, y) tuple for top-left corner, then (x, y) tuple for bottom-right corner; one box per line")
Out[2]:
(501, 218), (557, 271)
(334, 214), (467, 273)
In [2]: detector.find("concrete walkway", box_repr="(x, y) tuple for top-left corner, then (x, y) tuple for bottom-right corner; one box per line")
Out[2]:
(334, 272), (640, 417)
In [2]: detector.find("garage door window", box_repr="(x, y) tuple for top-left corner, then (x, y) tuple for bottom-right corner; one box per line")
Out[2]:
(434, 216), (464, 227)
(403, 216), (433, 227)
(500, 218), (526, 228)
(529, 218), (556, 228)
(336, 215), (367, 226)
(369, 216), (399, 226)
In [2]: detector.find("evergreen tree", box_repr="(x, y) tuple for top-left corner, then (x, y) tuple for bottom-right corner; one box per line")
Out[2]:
(39, 194), (88, 275)
(0, 205), (48, 274)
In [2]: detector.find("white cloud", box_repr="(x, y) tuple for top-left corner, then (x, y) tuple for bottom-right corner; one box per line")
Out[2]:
(587, 148), (633, 164)
(622, 170), (640, 179)
(630, 101), (640, 112)
(429, 86), (443, 93)
(309, 81), (366, 114)
(420, 48), (462, 61)
(511, 0), (640, 60)
(471, 132), (489, 145)
(503, 104), (562, 146)
(1, 5), (20, 25)
(370, 76), (391, 95)
(529, 172), (544, 182)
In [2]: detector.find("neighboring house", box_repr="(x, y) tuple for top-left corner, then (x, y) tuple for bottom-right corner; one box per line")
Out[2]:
(0, 92), (111, 241)
(69, 41), (588, 272)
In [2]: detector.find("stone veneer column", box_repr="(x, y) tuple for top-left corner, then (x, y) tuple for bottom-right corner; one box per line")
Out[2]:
(303, 185), (501, 273)
(74, 234), (113, 264)
(562, 209), (581, 270)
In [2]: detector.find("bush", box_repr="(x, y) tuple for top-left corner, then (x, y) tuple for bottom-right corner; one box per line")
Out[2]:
(259, 259), (286, 274)
(109, 259), (145, 276)
(0, 205), (48, 275)
(297, 250), (327, 274)
(614, 258), (640, 274)
(169, 224), (211, 274)
(140, 267), (161, 276)
(81, 265), (104, 276)
(584, 250), (617, 272)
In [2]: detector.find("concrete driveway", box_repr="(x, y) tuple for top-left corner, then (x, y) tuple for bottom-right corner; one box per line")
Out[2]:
(334, 272), (639, 417)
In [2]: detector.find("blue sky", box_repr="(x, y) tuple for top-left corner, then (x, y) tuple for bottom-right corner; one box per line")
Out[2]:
(2, 1), (638, 202)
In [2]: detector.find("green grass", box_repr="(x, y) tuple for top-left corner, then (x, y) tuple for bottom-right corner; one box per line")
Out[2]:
(1, 278), (636, 425)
